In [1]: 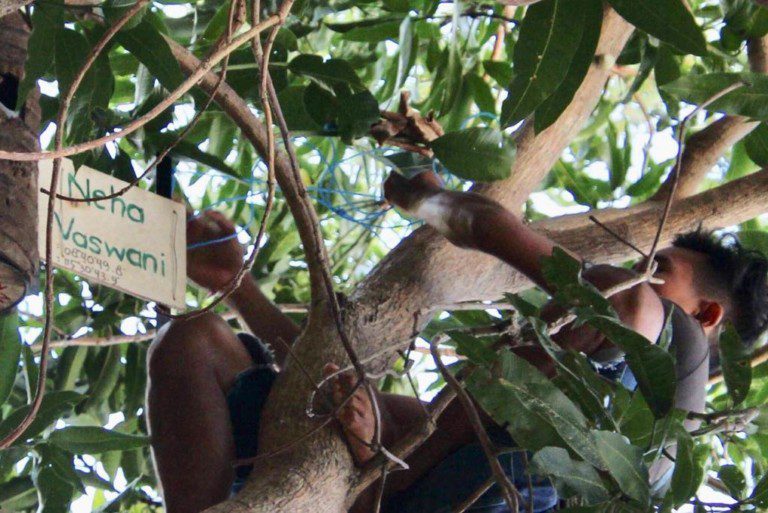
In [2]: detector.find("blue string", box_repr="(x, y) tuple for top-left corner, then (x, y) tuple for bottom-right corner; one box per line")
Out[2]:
(180, 124), (507, 248)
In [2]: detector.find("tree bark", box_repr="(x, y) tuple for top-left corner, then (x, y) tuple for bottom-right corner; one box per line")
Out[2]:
(0, 0), (31, 19)
(0, 11), (39, 313)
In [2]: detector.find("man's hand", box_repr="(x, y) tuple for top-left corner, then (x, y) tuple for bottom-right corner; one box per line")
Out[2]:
(187, 211), (245, 293)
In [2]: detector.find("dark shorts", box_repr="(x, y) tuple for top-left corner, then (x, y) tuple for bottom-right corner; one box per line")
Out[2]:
(227, 334), (557, 512)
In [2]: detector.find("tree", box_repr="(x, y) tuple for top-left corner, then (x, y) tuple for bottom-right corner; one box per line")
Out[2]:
(2, 0), (768, 512)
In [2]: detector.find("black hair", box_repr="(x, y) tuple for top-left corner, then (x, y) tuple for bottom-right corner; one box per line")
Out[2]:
(673, 230), (768, 347)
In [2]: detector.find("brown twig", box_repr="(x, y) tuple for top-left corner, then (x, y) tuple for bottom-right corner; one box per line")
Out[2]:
(428, 338), (520, 512)
(588, 215), (647, 259)
(0, 0), (150, 450)
(0, 14), (284, 163)
(454, 477), (496, 513)
(643, 81), (745, 277)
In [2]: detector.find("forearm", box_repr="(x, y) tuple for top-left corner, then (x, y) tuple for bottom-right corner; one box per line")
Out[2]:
(226, 275), (301, 367)
(410, 190), (557, 291)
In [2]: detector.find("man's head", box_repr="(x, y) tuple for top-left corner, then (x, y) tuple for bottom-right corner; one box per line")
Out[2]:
(649, 230), (768, 347)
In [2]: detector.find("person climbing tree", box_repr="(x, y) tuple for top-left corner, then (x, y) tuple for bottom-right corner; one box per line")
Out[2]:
(146, 170), (768, 512)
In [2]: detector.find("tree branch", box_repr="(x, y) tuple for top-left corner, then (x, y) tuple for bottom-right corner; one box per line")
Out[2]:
(164, 34), (329, 301)
(651, 35), (768, 201)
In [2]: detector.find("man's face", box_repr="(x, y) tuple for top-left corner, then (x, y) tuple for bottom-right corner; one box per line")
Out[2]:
(641, 246), (710, 315)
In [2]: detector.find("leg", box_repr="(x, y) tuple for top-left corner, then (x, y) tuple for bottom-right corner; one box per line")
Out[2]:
(146, 313), (253, 513)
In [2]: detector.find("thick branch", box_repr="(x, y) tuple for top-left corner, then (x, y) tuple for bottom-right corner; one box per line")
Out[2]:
(347, 6), (633, 360)
(652, 36), (768, 201)
(0, 0), (30, 19)
(165, 37), (329, 301)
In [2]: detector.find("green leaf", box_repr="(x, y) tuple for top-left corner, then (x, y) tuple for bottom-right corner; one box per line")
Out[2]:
(17, 4), (64, 109)
(501, 0), (586, 127)
(540, 247), (615, 316)
(482, 60), (513, 86)
(718, 323), (752, 406)
(431, 127), (515, 182)
(0, 391), (82, 444)
(532, 446), (610, 504)
(48, 426), (148, 453)
(481, 351), (604, 468)
(670, 431), (702, 506)
(587, 316), (676, 418)
(660, 72), (768, 120)
(394, 15), (415, 91)
(342, 21), (402, 42)
(0, 312), (21, 407)
(744, 123), (768, 166)
(466, 74), (496, 115)
(447, 331), (497, 365)
(337, 91), (381, 144)
(606, 0), (707, 56)
(117, 19), (184, 92)
(534, 0), (602, 132)
(749, 472), (768, 508)
(34, 463), (75, 513)
(719, 464), (747, 498)
(0, 477), (35, 505)
(276, 86), (323, 132)
(739, 229), (768, 256)
(593, 430), (649, 505)
(81, 346), (122, 413)
(288, 54), (365, 92)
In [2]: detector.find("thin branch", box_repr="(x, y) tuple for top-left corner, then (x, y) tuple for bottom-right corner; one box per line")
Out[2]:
(0, 0), (149, 449)
(429, 338), (520, 513)
(644, 81), (745, 276)
(454, 477), (495, 513)
(0, 14), (285, 162)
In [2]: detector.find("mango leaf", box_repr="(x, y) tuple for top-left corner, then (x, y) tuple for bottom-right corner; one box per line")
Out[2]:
(17, 4), (64, 109)
(491, 351), (604, 468)
(502, 0), (586, 127)
(34, 463), (75, 513)
(48, 426), (148, 454)
(393, 16), (415, 91)
(430, 127), (515, 182)
(0, 391), (83, 444)
(719, 464), (747, 498)
(744, 122), (768, 166)
(482, 60), (513, 86)
(117, 19), (184, 92)
(288, 54), (365, 92)
(276, 86), (323, 132)
(0, 312), (21, 407)
(661, 72), (768, 120)
(81, 346), (121, 413)
(465, 73), (496, 115)
(587, 316), (676, 418)
(593, 430), (649, 505)
(532, 446), (611, 504)
(606, 0), (707, 56)
(540, 247), (615, 316)
(749, 472), (768, 508)
(447, 331), (497, 366)
(337, 91), (380, 144)
(534, 0), (603, 132)
(326, 16), (403, 33)
(342, 21), (402, 42)
(718, 323), (752, 406)
(670, 430), (702, 507)
(0, 477), (35, 506)
(739, 229), (768, 256)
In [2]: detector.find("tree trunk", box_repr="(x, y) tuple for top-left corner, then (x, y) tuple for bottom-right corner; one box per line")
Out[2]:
(0, 11), (39, 313)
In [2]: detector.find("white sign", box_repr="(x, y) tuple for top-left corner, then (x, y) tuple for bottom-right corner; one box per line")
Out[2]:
(37, 159), (186, 309)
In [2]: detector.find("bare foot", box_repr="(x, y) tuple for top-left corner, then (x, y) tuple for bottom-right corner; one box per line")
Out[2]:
(323, 363), (377, 465)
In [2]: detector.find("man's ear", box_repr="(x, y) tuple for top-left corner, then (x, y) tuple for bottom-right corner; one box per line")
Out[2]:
(695, 300), (725, 328)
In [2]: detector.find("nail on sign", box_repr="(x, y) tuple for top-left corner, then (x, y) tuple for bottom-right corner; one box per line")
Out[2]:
(38, 159), (186, 309)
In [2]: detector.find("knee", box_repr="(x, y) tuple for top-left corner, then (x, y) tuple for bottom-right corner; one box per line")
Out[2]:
(147, 312), (236, 379)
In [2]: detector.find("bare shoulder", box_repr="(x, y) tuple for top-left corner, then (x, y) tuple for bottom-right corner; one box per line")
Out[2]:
(582, 264), (665, 343)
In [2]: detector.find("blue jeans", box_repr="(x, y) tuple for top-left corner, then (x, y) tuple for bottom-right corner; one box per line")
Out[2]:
(227, 334), (558, 512)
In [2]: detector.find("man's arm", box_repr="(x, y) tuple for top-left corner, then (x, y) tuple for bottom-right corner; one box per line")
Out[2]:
(384, 171), (664, 350)
(187, 211), (300, 366)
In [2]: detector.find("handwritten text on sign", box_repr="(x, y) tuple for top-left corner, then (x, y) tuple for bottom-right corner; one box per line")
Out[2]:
(38, 160), (186, 309)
